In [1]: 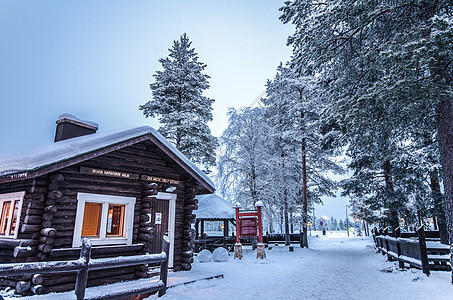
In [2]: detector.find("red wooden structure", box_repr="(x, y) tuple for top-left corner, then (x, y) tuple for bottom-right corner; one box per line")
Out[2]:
(233, 201), (265, 259)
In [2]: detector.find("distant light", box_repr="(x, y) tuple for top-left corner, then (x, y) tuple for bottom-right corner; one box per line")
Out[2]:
(322, 216), (328, 220)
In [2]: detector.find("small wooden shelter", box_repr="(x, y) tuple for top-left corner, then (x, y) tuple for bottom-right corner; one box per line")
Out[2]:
(0, 114), (214, 295)
(194, 194), (235, 250)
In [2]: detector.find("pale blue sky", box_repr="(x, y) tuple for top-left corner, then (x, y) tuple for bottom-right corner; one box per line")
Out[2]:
(0, 0), (348, 219)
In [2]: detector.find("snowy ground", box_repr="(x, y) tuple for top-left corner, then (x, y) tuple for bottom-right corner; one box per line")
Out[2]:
(148, 231), (453, 300)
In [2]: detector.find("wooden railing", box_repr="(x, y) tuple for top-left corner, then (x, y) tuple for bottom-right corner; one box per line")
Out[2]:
(373, 227), (450, 275)
(0, 236), (170, 300)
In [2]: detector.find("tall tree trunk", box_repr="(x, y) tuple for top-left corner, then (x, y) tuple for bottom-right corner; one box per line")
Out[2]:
(282, 150), (290, 246)
(436, 97), (453, 283)
(290, 210), (294, 233)
(299, 87), (309, 248)
(383, 160), (399, 230)
(430, 171), (449, 244)
(301, 137), (309, 247)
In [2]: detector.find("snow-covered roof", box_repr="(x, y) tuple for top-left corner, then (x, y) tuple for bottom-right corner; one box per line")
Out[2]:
(0, 126), (214, 190)
(195, 194), (235, 219)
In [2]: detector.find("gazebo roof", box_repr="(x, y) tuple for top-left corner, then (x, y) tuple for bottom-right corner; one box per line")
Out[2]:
(195, 194), (235, 220)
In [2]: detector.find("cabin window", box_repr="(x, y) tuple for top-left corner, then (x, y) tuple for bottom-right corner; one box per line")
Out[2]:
(73, 193), (135, 247)
(0, 191), (25, 239)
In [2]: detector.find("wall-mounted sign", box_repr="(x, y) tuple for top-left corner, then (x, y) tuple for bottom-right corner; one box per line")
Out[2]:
(80, 167), (140, 180)
(141, 175), (182, 186)
(79, 167), (182, 186)
(155, 213), (162, 225)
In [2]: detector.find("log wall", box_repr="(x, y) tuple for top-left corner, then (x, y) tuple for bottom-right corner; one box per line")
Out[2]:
(0, 141), (204, 295)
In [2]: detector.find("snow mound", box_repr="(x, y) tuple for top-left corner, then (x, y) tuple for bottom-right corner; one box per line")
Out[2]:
(197, 249), (213, 263)
(212, 247), (229, 262)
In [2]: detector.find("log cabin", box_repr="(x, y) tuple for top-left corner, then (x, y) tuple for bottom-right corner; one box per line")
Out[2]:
(0, 114), (214, 295)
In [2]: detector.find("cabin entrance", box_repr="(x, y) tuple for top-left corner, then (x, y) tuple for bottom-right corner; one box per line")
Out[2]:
(151, 192), (176, 268)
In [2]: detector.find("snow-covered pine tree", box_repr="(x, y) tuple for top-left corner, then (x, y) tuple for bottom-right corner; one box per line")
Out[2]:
(281, 1), (452, 238)
(140, 33), (218, 172)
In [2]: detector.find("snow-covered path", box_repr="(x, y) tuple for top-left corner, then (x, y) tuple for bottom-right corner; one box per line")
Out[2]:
(152, 234), (453, 300)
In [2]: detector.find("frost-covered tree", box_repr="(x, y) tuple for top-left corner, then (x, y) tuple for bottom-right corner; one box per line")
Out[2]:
(140, 33), (218, 172)
(281, 1), (453, 242)
(217, 107), (267, 207)
(262, 63), (342, 246)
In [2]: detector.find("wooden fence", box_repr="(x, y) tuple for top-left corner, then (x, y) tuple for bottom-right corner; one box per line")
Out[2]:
(373, 227), (450, 275)
(0, 236), (170, 300)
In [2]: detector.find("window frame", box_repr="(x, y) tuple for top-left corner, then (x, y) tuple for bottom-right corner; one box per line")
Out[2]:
(73, 193), (135, 247)
(0, 191), (25, 239)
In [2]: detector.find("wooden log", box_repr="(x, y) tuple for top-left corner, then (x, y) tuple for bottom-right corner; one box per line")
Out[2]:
(41, 228), (57, 237)
(19, 239), (38, 247)
(47, 191), (63, 199)
(24, 194), (45, 202)
(36, 252), (48, 261)
(134, 270), (148, 278)
(0, 278), (17, 288)
(21, 224), (41, 233)
(14, 246), (37, 258)
(137, 233), (152, 242)
(44, 205), (57, 213)
(31, 284), (44, 295)
(184, 199), (198, 205)
(139, 221), (151, 228)
(138, 227), (154, 234)
(26, 208), (43, 215)
(48, 183), (59, 191)
(42, 213), (54, 221)
(38, 244), (52, 253)
(25, 215), (42, 225)
(49, 174), (65, 182)
(143, 183), (159, 190)
(39, 236), (55, 245)
(45, 199), (56, 206)
(182, 251), (193, 258)
(41, 220), (52, 228)
(27, 201), (45, 209)
(184, 205), (198, 211)
(141, 196), (157, 203)
(141, 202), (151, 209)
(181, 256), (194, 264)
(139, 214), (150, 222)
(16, 280), (31, 295)
(180, 263), (192, 271)
(32, 274), (44, 285)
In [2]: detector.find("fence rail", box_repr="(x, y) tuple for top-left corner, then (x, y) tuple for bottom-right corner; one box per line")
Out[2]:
(373, 227), (450, 275)
(0, 236), (170, 300)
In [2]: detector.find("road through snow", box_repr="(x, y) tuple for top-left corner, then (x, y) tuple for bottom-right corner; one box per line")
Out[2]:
(151, 233), (453, 300)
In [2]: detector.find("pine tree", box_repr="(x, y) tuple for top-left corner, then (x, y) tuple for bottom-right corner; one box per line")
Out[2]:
(140, 33), (218, 172)
(280, 1), (452, 239)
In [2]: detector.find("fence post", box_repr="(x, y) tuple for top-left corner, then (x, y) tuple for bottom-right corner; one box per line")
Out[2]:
(395, 227), (401, 238)
(158, 235), (170, 297)
(75, 238), (92, 300)
(417, 226), (430, 276)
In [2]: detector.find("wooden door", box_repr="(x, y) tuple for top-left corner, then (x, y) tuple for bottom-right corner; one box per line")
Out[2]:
(151, 192), (176, 268)
(151, 199), (170, 254)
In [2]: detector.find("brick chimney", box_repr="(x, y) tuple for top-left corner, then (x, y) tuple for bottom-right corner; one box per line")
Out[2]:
(54, 113), (98, 142)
